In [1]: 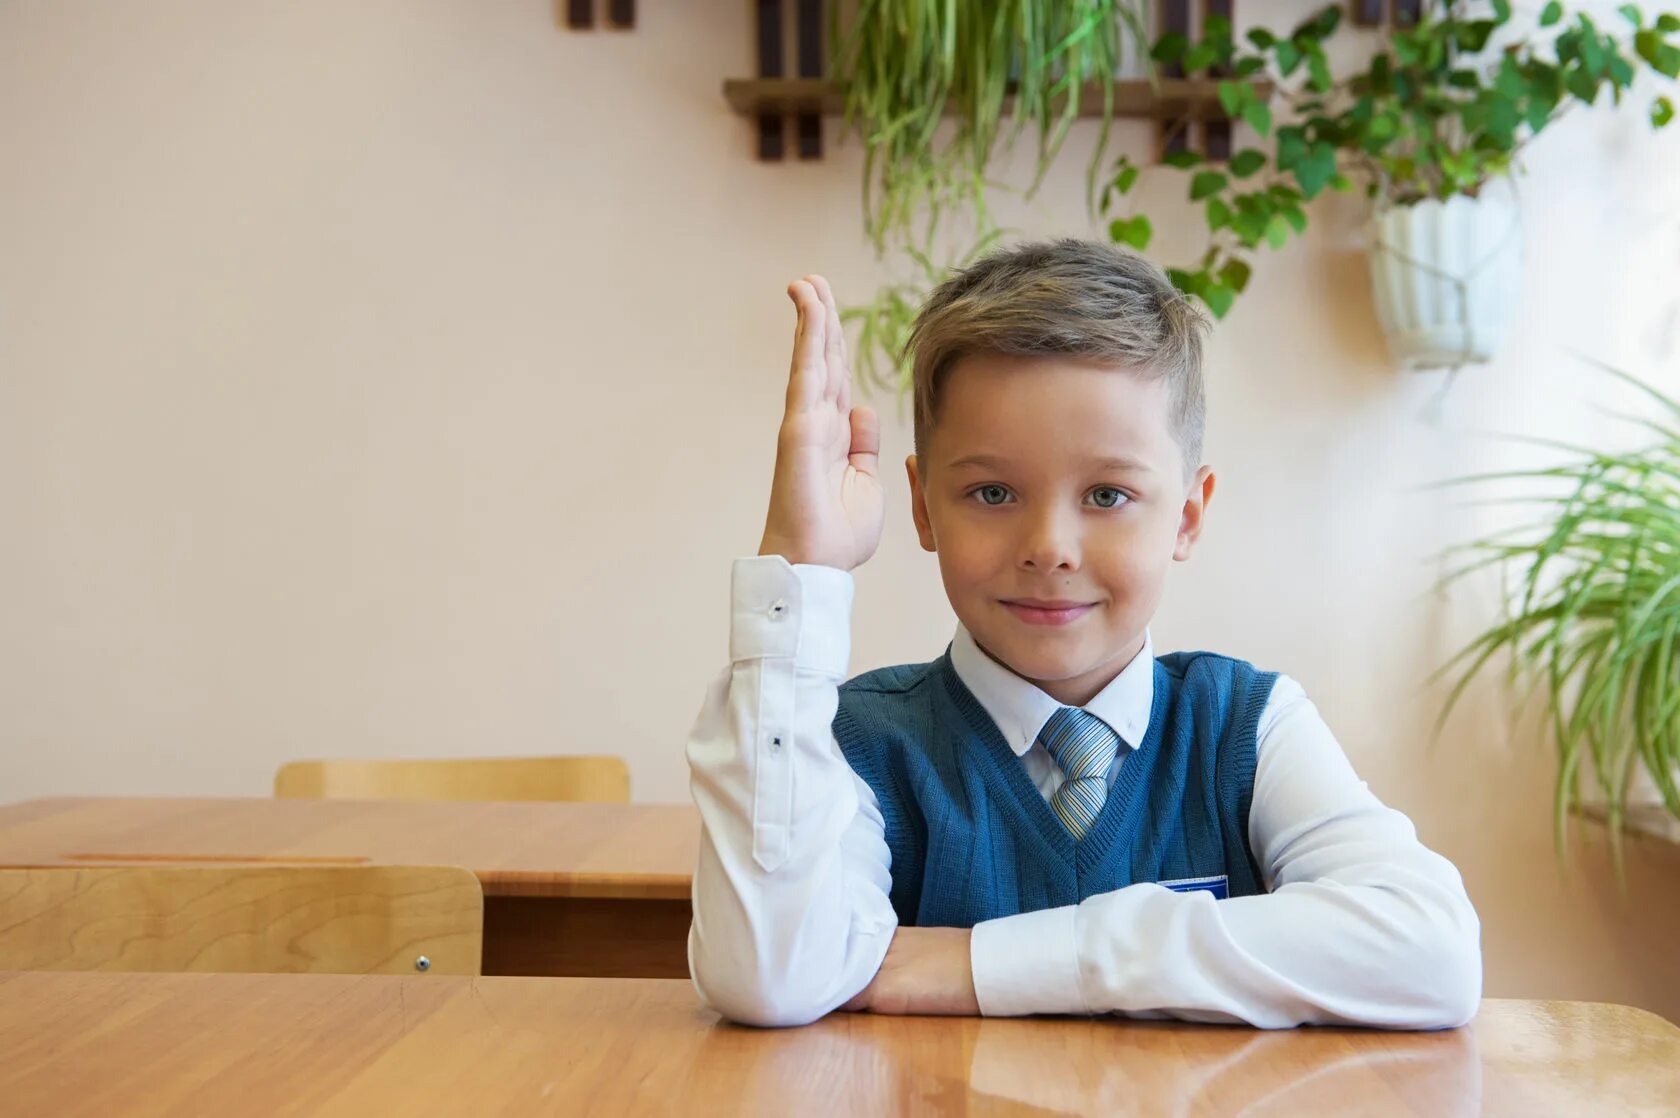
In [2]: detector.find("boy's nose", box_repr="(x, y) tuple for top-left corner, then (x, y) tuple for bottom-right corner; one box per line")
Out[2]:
(1018, 511), (1080, 572)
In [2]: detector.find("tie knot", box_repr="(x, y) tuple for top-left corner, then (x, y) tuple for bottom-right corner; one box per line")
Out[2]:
(1038, 706), (1118, 782)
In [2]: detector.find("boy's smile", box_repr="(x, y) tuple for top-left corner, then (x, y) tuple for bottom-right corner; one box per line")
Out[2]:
(907, 352), (1215, 708)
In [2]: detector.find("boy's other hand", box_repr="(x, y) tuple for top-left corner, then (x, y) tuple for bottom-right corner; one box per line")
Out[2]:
(757, 275), (885, 572)
(841, 926), (980, 1016)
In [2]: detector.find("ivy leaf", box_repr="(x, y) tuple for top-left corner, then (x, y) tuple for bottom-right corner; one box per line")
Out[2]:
(1265, 213), (1292, 249)
(1293, 141), (1338, 199)
(1308, 50), (1333, 93)
(1206, 197), (1233, 230)
(1619, 5), (1644, 27)
(1220, 258), (1253, 294)
(1200, 281), (1236, 319)
(1294, 6), (1341, 41)
(1218, 80), (1249, 117)
(1114, 160), (1140, 194)
(1151, 32), (1189, 64)
(1541, 1), (1564, 26)
(1108, 215), (1154, 251)
(1190, 170), (1230, 201)
(1229, 148), (1267, 178)
(1166, 267), (1203, 296)
(1660, 14), (1680, 32)
(1184, 42), (1220, 73)
(1232, 207), (1268, 248)
(1275, 126), (1308, 171)
(1242, 98), (1273, 137)
(1275, 41), (1302, 75)
(1654, 94), (1676, 126)
(1163, 149), (1203, 170)
(1246, 28), (1276, 50)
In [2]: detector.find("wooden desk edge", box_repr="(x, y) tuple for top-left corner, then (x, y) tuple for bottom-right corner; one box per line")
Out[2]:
(1478, 996), (1680, 1035)
(480, 872), (692, 901)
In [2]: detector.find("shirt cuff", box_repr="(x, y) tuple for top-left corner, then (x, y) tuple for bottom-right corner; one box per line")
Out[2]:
(728, 555), (853, 678)
(970, 905), (1086, 1016)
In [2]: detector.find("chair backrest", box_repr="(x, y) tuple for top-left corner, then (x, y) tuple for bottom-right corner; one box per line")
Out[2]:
(0, 865), (482, 975)
(273, 756), (631, 803)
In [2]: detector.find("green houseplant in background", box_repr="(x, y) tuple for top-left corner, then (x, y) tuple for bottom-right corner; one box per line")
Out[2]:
(1101, 2), (1680, 367)
(1432, 362), (1680, 853)
(830, 0), (1148, 394)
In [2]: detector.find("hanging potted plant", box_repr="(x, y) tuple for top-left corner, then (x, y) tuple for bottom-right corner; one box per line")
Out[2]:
(828, 0), (1148, 393)
(1431, 361), (1680, 854)
(1101, 1), (1680, 367)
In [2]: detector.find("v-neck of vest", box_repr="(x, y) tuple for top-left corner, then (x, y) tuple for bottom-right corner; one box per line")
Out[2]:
(935, 652), (1171, 872)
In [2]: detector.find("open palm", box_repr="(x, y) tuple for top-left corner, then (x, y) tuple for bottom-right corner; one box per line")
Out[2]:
(757, 274), (885, 572)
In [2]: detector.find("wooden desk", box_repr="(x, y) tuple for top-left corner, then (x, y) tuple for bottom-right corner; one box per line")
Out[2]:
(1, 972), (1674, 1116)
(0, 797), (699, 979)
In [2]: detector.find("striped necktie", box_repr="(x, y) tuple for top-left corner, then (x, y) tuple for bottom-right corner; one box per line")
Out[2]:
(1039, 706), (1120, 841)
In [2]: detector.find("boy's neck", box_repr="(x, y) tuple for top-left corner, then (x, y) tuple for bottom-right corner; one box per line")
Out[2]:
(972, 630), (1149, 708)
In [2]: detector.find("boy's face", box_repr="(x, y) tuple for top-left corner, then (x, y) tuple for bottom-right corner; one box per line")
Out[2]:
(907, 353), (1215, 708)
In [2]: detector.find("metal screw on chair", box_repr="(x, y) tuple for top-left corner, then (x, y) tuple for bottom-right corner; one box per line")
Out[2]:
(414, 955), (431, 972)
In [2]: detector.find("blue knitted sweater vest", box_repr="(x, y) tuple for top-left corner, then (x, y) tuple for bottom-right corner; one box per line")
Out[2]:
(832, 649), (1277, 928)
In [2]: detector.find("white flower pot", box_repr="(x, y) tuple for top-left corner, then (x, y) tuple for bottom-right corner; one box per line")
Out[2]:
(1366, 185), (1523, 369)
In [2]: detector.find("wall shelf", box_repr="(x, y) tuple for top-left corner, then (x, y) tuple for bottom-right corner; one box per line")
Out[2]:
(1576, 804), (1680, 853)
(723, 77), (1269, 123)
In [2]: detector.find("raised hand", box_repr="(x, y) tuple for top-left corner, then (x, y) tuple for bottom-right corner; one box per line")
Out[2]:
(756, 274), (885, 572)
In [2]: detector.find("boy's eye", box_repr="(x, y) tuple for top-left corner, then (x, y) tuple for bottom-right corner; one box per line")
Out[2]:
(973, 485), (1013, 506)
(1089, 487), (1128, 509)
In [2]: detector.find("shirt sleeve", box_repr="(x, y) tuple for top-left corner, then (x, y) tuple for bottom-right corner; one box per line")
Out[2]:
(685, 555), (898, 1026)
(968, 675), (1483, 1028)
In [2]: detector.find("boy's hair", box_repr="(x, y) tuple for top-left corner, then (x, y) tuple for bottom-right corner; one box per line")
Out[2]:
(906, 237), (1209, 478)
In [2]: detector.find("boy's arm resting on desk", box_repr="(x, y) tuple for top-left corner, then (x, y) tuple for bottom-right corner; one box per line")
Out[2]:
(685, 556), (899, 1027)
(969, 677), (1484, 1029)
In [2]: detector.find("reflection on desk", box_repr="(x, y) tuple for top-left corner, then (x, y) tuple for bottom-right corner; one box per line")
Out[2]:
(1, 971), (1675, 1116)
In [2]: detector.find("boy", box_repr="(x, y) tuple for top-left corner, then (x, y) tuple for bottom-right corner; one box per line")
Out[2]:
(685, 239), (1481, 1028)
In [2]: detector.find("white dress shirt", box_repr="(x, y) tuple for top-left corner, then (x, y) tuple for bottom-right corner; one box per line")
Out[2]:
(686, 556), (1482, 1028)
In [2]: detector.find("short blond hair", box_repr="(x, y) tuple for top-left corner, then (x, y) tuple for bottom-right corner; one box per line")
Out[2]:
(907, 238), (1208, 477)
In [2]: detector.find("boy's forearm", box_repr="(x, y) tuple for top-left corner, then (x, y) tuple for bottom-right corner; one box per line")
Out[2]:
(686, 557), (897, 1027)
(966, 684), (1483, 1028)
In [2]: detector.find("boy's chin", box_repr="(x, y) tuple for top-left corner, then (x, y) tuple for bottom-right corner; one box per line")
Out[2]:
(978, 636), (1095, 685)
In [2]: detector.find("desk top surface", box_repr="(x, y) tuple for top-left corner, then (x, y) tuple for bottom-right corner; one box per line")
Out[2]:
(1, 971), (1674, 1117)
(0, 797), (699, 899)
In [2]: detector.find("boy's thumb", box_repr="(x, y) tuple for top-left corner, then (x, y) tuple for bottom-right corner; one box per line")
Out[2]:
(848, 406), (880, 473)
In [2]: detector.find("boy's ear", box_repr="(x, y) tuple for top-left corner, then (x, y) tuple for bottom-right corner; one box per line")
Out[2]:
(906, 455), (937, 552)
(1173, 465), (1216, 562)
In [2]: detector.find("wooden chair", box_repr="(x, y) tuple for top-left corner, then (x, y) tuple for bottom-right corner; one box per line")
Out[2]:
(273, 756), (631, 803)
(0, 865), (482, 975)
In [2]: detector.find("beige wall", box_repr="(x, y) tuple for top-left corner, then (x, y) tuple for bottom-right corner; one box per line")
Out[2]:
(3, 1), (1678, 1020)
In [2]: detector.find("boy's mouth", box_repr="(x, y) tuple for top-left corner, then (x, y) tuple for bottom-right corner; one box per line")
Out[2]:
(999, 599), (1097, 626)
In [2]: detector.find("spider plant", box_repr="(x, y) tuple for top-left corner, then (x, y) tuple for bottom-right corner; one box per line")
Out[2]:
(830, 0), (1146, 253)
(1431, 360), (1680, 856)
(830, 1), (1148, 390)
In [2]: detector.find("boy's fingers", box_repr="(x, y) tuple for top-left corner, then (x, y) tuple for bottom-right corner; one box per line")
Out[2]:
(786, 280), (824, 411)
(806, 274), (842, 404)
(826, 298), (845, 404)
(848, 406), (880, 477)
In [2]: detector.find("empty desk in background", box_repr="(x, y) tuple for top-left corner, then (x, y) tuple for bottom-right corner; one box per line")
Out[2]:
(1, 971), (1676, 1116)
(0, 797), (699, 978)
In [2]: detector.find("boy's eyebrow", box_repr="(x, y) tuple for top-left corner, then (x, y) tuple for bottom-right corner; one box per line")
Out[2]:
(945, 453), (1156, 474)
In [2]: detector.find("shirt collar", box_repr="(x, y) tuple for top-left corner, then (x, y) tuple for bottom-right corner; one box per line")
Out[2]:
(948, 625), (1155, 758)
